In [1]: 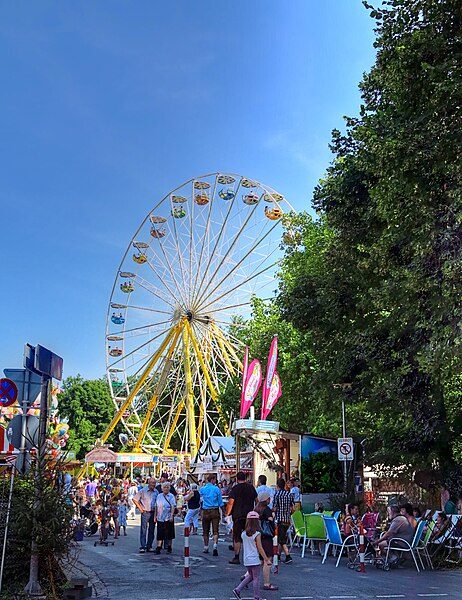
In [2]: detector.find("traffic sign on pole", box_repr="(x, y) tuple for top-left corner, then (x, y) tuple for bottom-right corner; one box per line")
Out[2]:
(2, 369), (42, 409)
(337, 437), (354, 461)
(6, 415), (40, 450)
(0, 379), (18, 407)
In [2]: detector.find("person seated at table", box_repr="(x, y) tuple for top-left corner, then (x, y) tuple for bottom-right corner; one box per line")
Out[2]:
(343, 503), (362, 537)
(372, 505), (414, 562)
(413, 507), (422, 520)
(400, 502), (417, 529)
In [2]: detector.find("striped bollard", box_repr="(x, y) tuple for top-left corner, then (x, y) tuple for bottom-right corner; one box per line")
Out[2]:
(184, 525), (190, 578)
(359, 522), (365, 573)
(272, 525), (279, 575)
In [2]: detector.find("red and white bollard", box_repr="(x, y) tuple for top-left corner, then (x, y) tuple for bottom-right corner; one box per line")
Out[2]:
(184, 525), (190, 578)
(272, 525), (279, 575)
(359, 522), (365, 573)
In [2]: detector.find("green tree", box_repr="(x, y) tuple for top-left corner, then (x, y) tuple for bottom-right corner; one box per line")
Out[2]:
(278, 0), (462, 480)
(59, 376), (118, 459)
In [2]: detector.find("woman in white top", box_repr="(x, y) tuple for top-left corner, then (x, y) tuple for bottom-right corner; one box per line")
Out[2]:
(232, 511), (272, 600)
(154, 482), (176, 554)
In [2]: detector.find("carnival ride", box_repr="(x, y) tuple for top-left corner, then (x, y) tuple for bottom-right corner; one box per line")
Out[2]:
(99, 172), (294, 460)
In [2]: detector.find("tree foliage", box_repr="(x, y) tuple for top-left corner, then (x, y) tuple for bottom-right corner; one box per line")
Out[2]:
(59, 376), (119, 459)
(276, 0), (462, 481)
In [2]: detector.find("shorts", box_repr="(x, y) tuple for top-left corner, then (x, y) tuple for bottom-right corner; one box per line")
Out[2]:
(261, 536), (273, 559)
(233, 516), (247, 543)
(277, 522), (290, 546)
(202, 508), (220, 538)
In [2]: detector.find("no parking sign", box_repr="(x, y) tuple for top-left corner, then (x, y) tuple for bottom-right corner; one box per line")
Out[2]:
(0, 378), (18, 408)
(337, 437), (354, 461)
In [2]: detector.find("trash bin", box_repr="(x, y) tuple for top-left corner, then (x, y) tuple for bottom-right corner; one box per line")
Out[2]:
(73, 523), (84, 542)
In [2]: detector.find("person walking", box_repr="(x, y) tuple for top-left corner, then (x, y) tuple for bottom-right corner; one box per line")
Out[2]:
(232, 511), (272, 600)
(256, 492), (278, 591)
(154, 482), (176, 554)
(200, 474), (224, 556)
(133, 477), (158, 553)
(127, 480), (138, 519)
(227, 471), (257, 565)
(255, 474), (274, 508)
(118, 494), (129, 536)
(184, 483), (201, 535)
(272, 477), (294, 563)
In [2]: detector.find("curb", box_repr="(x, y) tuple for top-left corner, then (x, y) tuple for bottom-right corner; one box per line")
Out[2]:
(62, 553), (110, 599)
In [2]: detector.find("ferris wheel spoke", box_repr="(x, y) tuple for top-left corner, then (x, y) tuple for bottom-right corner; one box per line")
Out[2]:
(148, 231), (190, 306)
(196, 257), (279, 315)
(167, 199), (190, 299)
(194, 220), (280, 312)
(112, 319), (172, 337)
(109, 326), (175, 368)
(131, 275), (177, 309)
(194, 179), (244, 302)
(143, 252), (186, 306)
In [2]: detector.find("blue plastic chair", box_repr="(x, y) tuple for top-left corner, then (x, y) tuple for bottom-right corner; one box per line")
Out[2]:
(322, 516), (357, 566)
(385, 518), (427, 572)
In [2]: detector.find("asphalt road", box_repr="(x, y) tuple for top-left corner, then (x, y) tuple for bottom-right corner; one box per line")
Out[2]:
(74, 515), (462, 600)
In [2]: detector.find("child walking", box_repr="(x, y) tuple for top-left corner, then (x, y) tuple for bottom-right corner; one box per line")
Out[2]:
(232, 511), (272, 600)
(118, 494), (129, 536)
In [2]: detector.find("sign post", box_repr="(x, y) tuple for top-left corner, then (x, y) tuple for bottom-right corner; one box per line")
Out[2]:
(23, 344), (63, 598)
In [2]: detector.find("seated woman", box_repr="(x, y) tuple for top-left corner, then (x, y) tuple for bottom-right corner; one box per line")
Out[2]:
(400, 502), (418, 530)
(429, 512), (451, 545)
(343, 503), (362, 537)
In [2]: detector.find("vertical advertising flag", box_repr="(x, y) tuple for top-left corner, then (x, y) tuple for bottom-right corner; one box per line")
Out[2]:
(261, 335), (278, 417)
(240, 359), (262, 419)
(261, 372), (282, 420)
(239, 346), (249, 418)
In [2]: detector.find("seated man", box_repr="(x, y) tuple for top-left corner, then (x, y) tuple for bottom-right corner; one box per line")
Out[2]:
(372, 504), (415, 563)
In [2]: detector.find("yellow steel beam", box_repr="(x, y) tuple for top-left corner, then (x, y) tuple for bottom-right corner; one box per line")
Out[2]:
(185, 319), (230, 435)
(212, 323), (243, 371)
(182, 320), (197, 458)
(164, 398), (185, 450)
(100, 325), (180, 445)
(133, 325), (182, 451)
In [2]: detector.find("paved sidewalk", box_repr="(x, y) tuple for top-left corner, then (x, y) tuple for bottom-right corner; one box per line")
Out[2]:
(74, 515), (462, 600)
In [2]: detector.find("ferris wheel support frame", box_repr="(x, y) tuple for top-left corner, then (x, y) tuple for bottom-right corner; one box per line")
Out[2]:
(100, 324), (181, 446)
(133, 324), (182, 452)
(182, 322), (197, 459)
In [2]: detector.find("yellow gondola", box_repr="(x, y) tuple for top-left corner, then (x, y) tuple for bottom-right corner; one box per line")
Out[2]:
(120, 281), (135, 293)
(133, 253), (147, 264)
(264, 205), (283, 220)
(194, 193), (209, 206)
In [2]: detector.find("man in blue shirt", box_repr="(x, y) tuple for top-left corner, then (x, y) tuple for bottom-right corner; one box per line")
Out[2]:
(200, 474), (224, 556)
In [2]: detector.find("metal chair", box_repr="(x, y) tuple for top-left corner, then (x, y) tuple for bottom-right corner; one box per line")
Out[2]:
(322, 516), (356, 566)
(384, 519), (427, 572)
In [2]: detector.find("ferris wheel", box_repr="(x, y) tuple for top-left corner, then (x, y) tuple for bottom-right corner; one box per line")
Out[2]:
(102, 172), (294, 459)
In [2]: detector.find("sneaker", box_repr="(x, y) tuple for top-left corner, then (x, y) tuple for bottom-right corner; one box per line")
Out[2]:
(213, 548), (218, 557)
(229, 557), (240, 565)
(154, 547), (161, 555)
(167, 546), (172, 554)
(146, 548), (153, 552)
(284, 555), (293, 564)
(203, 548), (209, 553)
(139, 548), (145, 553)
(232, 590), (241, 600)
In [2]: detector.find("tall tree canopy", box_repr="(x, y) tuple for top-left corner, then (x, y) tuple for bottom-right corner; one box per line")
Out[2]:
(272, 0), (462, 481)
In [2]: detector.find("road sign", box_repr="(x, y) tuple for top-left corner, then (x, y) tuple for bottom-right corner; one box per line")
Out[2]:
(337, 437), (354, 461)
(3, 369), (42, 409)
(14, 451), (32, 475)
(0, 378), (18, 407)
(6, 415), (40, 450)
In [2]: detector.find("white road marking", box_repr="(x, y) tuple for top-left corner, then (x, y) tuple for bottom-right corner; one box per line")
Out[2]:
(376, 596), (405, 598)
(281, 597), (314, 599)
(417, 595), (448, 598)
(330, 597), (357, 599)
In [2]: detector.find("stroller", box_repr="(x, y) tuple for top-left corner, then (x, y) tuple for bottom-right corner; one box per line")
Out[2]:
(80, 503), (98, 537)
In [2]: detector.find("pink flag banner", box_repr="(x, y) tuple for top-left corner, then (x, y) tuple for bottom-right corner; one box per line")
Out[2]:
(239, 346), (249, 418)
(240, 359), (262, 419)
(262, 335), (278, 408)
(261, 372), (282, 420)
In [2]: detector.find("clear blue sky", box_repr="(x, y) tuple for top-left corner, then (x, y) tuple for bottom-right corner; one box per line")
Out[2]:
(0, 1), (375, 381)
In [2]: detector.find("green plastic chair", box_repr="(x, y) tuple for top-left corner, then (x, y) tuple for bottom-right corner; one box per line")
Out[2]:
(305, 514), (327, 557)
(323, 510), (333, 517)
(290, 510), (307, 556)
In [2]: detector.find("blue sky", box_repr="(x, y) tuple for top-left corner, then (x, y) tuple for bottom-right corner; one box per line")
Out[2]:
(0, 1), (376, 381)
